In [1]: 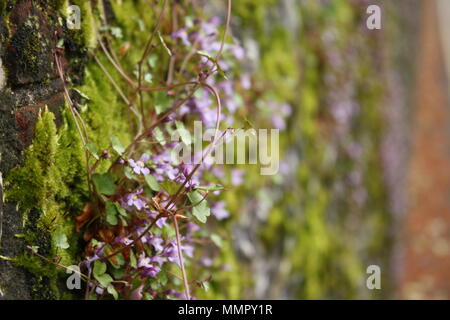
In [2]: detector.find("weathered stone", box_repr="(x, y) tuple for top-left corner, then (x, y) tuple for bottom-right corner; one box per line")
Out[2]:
(0, 0), (85, 300)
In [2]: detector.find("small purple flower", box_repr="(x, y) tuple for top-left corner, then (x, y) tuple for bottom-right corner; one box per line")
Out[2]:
(228, 44), (245, 60)
(115, 236), (133, 246)
(129, 154), (150, 175)
(156, 217), (167, 228)
(95, 286), (105, 295)
(231, 168), (245, 186)
(272, 114), (286, 130)
(201, 17), (220, 37)
(161, 240), (193, 266)
(148, 212), (168, 228)
(212, 201), (230, 220)
(138, 254), (161, 277)
(186, 223), (200, 233)
(161, 243), (178, 265)
(147, 234), (164, 252)
(200, 257), (213, 267)
(125, 189), (148, 211)
(171, 27), (191, 46)
(241, 73), (252, 90)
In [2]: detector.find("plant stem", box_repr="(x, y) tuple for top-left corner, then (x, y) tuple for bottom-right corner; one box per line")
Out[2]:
(172, 215), (191, 300)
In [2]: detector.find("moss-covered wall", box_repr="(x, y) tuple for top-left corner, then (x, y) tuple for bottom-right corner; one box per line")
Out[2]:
(0, 0), (131, 299)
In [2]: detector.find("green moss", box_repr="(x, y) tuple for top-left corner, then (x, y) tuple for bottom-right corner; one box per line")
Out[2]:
(14, 253), (59, 299)
(3, 0), (136, 299)
(4, 108), (86, 299)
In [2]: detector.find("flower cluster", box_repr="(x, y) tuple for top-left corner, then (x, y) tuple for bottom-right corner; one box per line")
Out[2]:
(76, 6), (251, 300)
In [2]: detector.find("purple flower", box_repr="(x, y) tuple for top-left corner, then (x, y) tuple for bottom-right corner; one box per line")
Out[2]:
(171, 27), (191, 46)
(280, 103), (292, 117)
(201, 17), (220, 37)
(95, 286), (105, 295)
(138, 254), (161, 277)
(272, 114), (286, 130)
(129, 154), (150, 175)
(161, 240), (194, 266)
(241, 73), (252, 90)
(186, 223), (200, 233)
(212, 201), (230, 220)
(200, 257), (213, 267)
(228, 44), (245, 60)
(201, 108), (217, 127)
(115, 236), (133, 246)
(147, 234), (164, 252)
(161, 242), (178, 264)
(152, 255), (165, 266)
(183, 243), (194, 258)
(231, 168), (244, 186)
(125, 189), (148, 210)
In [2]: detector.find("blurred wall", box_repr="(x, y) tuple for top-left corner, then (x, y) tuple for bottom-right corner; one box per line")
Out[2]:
(398, 0), (450, 299)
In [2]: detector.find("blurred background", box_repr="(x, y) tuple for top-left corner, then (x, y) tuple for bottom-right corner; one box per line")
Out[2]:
(200, 0), (450, 299)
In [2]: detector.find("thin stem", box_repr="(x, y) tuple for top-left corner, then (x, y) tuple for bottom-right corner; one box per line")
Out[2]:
(29, 247), (89, 282)
(54, 52), (92, 194)
(97, 35), (137, 87)
(137, 0), (168, 128)
(172, 215), (190, 300)
(94, 55), (143, 134)
(215, 0), (232, 61)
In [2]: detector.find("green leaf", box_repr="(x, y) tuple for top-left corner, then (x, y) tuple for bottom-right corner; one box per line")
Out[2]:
(107, 284), (119, 300)
(160, 180), (180, 195)
(211, 234), (223, 248)
(55, 231), (70, 249)
(111, 268), (125, 279)
(110, 253), (125, 268)
(114, 203), (128, 217)
(144, 73), (153, 83)
(144, 174), (161, 192)
(92, 173), (116, 195)
(105, 202), (118, 226)
(95, 273), (113, 288)
(147, 55), (157, 68)
(129, 250), (137, 269)
(29, 245), (39, 253)
(124, 166), (136, 180)
(155, 91), (171, 114)
(157, 271), (168, 286)
(119, 216), (128, 227)
(110, 27), (123, 39)
(175, 121), (192, 145)
(110, 135), (125, 155)
(194, 184), (224, 191)
(187, 191), (210, 223)
(150, 281), (161, 291)
(200, 281), (210, 292)
(86, 142), (100, 160)
(56, 38), (64, 49)
(143, 293), (154, 300)
(93, 261), (107, 277)
(153, 127), (166, 145)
